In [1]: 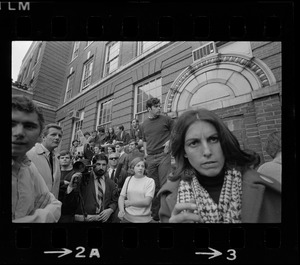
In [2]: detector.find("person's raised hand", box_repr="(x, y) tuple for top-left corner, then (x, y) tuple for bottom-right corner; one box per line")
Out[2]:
(169, 200), (202, 223)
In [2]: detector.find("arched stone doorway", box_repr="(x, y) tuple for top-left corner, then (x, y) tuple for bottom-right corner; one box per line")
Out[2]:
(164, 53), (277, 116)
(164, 52), (279, 158)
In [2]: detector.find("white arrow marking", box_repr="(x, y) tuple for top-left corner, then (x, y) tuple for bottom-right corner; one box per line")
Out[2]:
(195, 247), (222, 259)
(44, 248), (72, 258)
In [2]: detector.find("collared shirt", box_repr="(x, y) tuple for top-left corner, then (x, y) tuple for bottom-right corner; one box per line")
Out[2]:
(107, 167), (116, 180)
(12, 155), (61, 223)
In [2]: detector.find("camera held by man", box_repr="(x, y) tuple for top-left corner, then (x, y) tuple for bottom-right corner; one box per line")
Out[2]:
(69, 159), (93, 187)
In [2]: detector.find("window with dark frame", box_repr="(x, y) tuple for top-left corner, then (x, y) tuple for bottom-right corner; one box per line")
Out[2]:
(97, 99), (113, 130)
(138, 41), (169, 55)
(104, 42), (120, 76)
(64, 71), (75, 103)
(81, 56), (94, 90)
(72, 111), (84, 142)
(71, 42), (80, 61)
(134, 77), (163, 123)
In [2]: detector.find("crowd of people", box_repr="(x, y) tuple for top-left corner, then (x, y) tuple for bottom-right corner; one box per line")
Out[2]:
(12, 94), (281, 223)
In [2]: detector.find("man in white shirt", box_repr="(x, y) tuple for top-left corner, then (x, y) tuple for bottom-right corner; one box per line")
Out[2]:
(12, 95), (61, 222)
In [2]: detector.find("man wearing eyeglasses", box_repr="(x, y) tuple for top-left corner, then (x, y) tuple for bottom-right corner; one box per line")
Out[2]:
(108, 152), (127, 193)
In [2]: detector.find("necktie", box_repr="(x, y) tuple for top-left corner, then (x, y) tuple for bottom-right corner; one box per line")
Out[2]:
(49, 152), (54, 176)
(49, 152), (54, 185)
(97, 178), (103, 213)
(111, 169), (115, 180)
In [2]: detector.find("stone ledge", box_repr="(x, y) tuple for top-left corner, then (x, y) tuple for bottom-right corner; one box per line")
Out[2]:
(251, 84), (279, 99)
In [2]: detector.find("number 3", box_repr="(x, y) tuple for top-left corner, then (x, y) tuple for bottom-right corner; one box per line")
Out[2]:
(227, 249), (236, 260)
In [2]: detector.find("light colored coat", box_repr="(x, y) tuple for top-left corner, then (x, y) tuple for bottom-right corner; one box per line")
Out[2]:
(158, 169), (281, 223)
(257, 153), (282, 184)
(27, 143), (61, 199)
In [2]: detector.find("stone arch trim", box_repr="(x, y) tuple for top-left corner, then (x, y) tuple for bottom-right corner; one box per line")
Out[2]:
(164, 53), (277, 114)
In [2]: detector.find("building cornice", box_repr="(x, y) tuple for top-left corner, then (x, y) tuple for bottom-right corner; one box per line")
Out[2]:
(12, 84), (56, 111)
(32, 100), (57, 111)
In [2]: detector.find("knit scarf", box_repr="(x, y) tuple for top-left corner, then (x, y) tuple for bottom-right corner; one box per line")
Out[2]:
(176, 168), (242, 223)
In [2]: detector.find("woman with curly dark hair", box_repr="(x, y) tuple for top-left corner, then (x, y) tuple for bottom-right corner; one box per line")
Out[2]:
(104, 127), (117, 144)
(158, 108), (281, 223)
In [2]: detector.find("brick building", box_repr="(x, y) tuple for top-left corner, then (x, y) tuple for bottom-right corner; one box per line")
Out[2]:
(14, 41), (72, 124)
(15, 41), (281, 164)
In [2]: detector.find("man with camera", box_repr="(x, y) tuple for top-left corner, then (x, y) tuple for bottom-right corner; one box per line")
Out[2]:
(63, 154), (118, 222)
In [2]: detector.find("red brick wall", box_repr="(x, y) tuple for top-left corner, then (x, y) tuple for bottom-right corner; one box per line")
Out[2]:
(254, 94), (281, 162)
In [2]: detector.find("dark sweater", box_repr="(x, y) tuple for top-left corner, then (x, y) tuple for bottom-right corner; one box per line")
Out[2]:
(141, 114), (174, 155)
(195, 169), (225, 204)
(59, 169), (76, 202)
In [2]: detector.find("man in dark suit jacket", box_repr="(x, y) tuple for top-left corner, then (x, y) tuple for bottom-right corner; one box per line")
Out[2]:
(115, 142), (129, 173)
(115, 125), (130, 146)
(63, 154), (118, 222)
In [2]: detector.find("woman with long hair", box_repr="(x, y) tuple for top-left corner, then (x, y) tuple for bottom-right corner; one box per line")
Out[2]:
(118, 157), (156, 223)
(105, 127), (117, 144)
(158, 108), (281, 223)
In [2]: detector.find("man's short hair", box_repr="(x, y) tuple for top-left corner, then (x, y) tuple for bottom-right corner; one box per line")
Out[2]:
(12, 95), (44, 132)
(265, 131), (281, 158)
(118, 125), (124, 131)
(58, 150), (72, 159)
(146, 97), (160, 110)
(97, 126), (105, 133)
(92, 153), (108, 164)
(84, 132), (90, 136)
(42, 123), (63, 137)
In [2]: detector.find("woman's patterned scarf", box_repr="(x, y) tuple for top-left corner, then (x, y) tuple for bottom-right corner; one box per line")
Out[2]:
(177, 168), (242, 223)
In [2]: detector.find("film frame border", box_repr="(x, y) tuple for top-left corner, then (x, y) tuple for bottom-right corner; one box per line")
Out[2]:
(2, 1), (297, 264)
